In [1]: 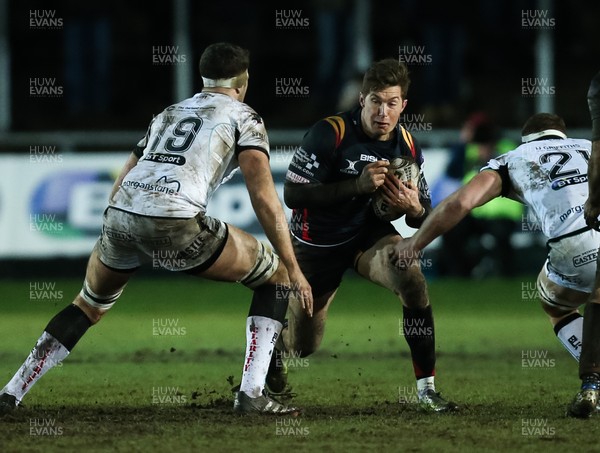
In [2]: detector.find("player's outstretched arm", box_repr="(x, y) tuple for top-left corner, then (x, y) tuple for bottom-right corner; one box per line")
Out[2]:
(411, 170), (502, 249)
(239, 149), (313, 315)
(390, 170), (502, 267)
(109, 152), (140, 202)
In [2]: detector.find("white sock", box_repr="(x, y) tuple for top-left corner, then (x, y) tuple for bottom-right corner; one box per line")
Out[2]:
(1, 331), (69, 404)
(416, 376), (435, 394)
(555, 315), (583, 361)
(239, 316), (282, 398)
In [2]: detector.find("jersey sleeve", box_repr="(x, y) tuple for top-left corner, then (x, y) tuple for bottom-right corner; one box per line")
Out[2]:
(481, 154), (512, 197)
(133, 118), (155, 158)
(285, 119), (338, 184)
(235, 108), (270, 157)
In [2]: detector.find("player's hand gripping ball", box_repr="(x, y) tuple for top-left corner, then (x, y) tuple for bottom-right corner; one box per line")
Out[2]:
(372, 157), (420, 221)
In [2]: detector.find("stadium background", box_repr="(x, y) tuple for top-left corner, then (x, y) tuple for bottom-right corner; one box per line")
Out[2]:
(1, 1), (600, 451)
(1, 0), (598, 276)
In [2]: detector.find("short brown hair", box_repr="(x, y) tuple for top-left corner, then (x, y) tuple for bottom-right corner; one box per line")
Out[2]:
(361, 59), (411, 97)
(521, 113), (566, 136)
(199, 42), (249, 79)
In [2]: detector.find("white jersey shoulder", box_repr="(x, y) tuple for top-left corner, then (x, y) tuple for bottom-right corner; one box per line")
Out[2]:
(111, 92), (269, 218)
(483, 137), (591, 239)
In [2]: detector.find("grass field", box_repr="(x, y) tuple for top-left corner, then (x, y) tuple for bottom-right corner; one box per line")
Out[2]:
(0, 275), (594, 452)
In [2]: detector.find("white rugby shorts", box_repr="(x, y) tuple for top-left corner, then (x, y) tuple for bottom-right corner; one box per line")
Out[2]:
(95, 207), (228, 272)
(543, 228), (600, 293)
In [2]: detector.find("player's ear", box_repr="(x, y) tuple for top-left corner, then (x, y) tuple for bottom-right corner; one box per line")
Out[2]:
(359, 93), (365, 108)
(235, 82), (248, 101)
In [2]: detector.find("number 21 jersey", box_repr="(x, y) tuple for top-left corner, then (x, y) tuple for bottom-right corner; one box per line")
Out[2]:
(483, 137), (591, 239)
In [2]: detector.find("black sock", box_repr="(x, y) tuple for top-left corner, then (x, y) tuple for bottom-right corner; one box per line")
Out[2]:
(248, 285), (288, 323)
(402, 305), (436, 379)
(580, 303), (600, 379)
(45, 304), (93, 351)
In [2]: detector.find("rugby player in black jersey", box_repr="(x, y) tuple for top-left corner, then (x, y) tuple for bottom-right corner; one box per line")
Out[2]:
(267, 58), (457, 412)
(576, 69), (600, 418)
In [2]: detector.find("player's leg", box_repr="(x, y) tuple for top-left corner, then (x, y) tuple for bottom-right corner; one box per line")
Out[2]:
(265, 238), (350, 395)
(0, 245), (136, 409)
(190, 223), (299, 414)
(538, 230), (600, 366)
(568, 271), (600, 418)
(261, 290), (338, 397)
(355, 233), (457, 412)
(277, 238), (353, 358)
(536, 268), (586, 360)
(538, 232), (600, 417)
(283, 290), (337, 357)
(261, 290), (338, 396)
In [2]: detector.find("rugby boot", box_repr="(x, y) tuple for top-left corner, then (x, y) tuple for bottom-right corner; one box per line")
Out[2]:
(0, 393), (17, 414)
(567, 375), (600, 418)
(265, 349), (290, 394)
(233, 390), (300, 415)
(417, 389), (458, 413)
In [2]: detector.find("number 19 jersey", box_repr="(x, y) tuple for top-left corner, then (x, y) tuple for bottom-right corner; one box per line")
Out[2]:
(111, 92), (269, 218)
(483, 137), (591, 239)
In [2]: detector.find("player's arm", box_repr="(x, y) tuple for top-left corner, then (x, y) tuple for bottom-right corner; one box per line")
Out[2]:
(238, 149), (313, 315)
(109, 122), (153, 202)
(109, 152), (139, 202)
(285, 161), (388, 208)
(411, 170), (502, 249)
(390, 170), (503, 267)
(585, 70), (600, 229)
(284, 120), (388, 208)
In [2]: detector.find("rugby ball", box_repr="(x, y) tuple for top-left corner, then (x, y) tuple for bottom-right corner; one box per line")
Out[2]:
(372, 157), (420, 221)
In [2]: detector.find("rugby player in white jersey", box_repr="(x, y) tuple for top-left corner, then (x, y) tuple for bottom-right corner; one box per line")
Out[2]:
(391, 113), (600, 417)
(0, 42), (312, 415)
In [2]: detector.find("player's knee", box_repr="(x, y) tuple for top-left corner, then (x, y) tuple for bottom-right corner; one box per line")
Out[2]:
(536, 272), (585, 315)
(77, 280), (122, 324)
(288, 337), (319, 357)
(539, 300), (574, 320)
(396, 266), (428, 308)
(364, 250), (428, 306)
(239, 241), (281, 289)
